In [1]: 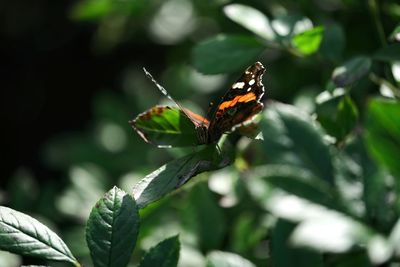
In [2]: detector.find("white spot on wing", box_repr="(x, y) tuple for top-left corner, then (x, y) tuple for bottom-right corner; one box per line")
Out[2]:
(232, 82), (245, 89)
(248, 79), (255, 85)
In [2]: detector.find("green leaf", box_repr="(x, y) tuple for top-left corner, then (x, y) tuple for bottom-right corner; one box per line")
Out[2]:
(292, 26), (324, 55)
(319, 23), (345, 61)
(0, 251), (21, 267)
(206, 251), (256, 267)
(265, 192), (392, 264)
(192, 35), (265, 74)
(316, 90), (359, 140)
(139, 235), (180, 267)
(389, 217), (400, 256)
(231, 213), (267, 254)
(260, 102), (334, 184)
(70, 0), (112, 21)
(56, 164), (108, 222)
(271, 220), (323, 267)
(270, 15), (311, 39)
(223, 4), (275, 41)
(130, 106), (199, 147)
(332, 56), (372, 87)
(249, 165), (340, 210)
(349, 140), (396, 231)
(133, 146), (232, 209)
(184, 183), (226, 251)
(337, 95), (359, 136)
(70, 0), (145, 21)
(365, 98), (400, 178)
(389, 24), (400, 42)
(373, 44), (400, 62)
(0, 206), (78, 266)
(86, 186), (140, 267)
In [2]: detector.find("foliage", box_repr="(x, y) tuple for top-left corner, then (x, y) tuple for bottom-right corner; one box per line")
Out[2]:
(2, 0), (400, 266)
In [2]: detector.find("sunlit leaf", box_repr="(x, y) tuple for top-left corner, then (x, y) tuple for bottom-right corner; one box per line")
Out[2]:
(270, 15), (313, 39)
(57, 164), (106, 221)
(249, 165), (340, 210)
(86, 187), (139, 267)
(260, 102), (334, 184)
(392, 62), (400, 83)
(390, 218), (400, 257)
(223, 4), (275, 41)
(266, 192), (392, 264)
(0, 251), (21, 267)
(389, 24), (400, 42)
(130, 106), (198, 147)
(133, 145), (232, 209)
(292, 26), (324, 55)
(138, 235), (180, 267)
(373, 44), (400, 62)
(206, 251), (256, 267)
(365, 98), (400, 179)
(332, 56), (372, 87)
(192, 35), (265, 74)
(0, 206), (78, 266)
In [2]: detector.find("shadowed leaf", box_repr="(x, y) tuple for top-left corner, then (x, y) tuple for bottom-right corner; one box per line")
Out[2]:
(138, 235), (180, 267)
(260, 101), (334, 184)
(133, 145), (233, 209)
(271, 220), (323, 267)
(373, 44), (400, 62)
(320, 23), (345, 61)
(192, 35), (265, 74)
(332, 56), (371, 87)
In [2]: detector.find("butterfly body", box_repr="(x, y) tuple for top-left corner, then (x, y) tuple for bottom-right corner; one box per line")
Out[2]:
(131, 62), (265, 146)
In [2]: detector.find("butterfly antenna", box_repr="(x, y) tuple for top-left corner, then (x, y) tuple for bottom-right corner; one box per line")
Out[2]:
(143, 67), (189, 114)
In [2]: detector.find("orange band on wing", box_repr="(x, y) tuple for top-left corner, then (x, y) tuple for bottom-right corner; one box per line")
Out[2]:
(238, 92), (256, 103)
(217, 93), (256, 111)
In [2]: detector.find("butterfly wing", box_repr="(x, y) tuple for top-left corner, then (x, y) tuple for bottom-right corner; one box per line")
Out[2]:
(142, 68), (210, 144)
(207, 62), (265, 142)
(143, 67), (209, 128)
(130, 105), (205, 147)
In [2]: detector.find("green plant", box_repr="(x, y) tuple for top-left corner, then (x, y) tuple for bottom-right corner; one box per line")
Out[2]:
(2, 1), (400, 267)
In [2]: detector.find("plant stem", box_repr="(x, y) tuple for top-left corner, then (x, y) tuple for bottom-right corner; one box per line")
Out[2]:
(368, 0), (386, 47)
(368, 0), (397, 84)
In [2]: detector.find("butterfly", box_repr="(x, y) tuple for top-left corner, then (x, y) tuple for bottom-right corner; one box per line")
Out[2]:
(130, 62), (265, 146)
